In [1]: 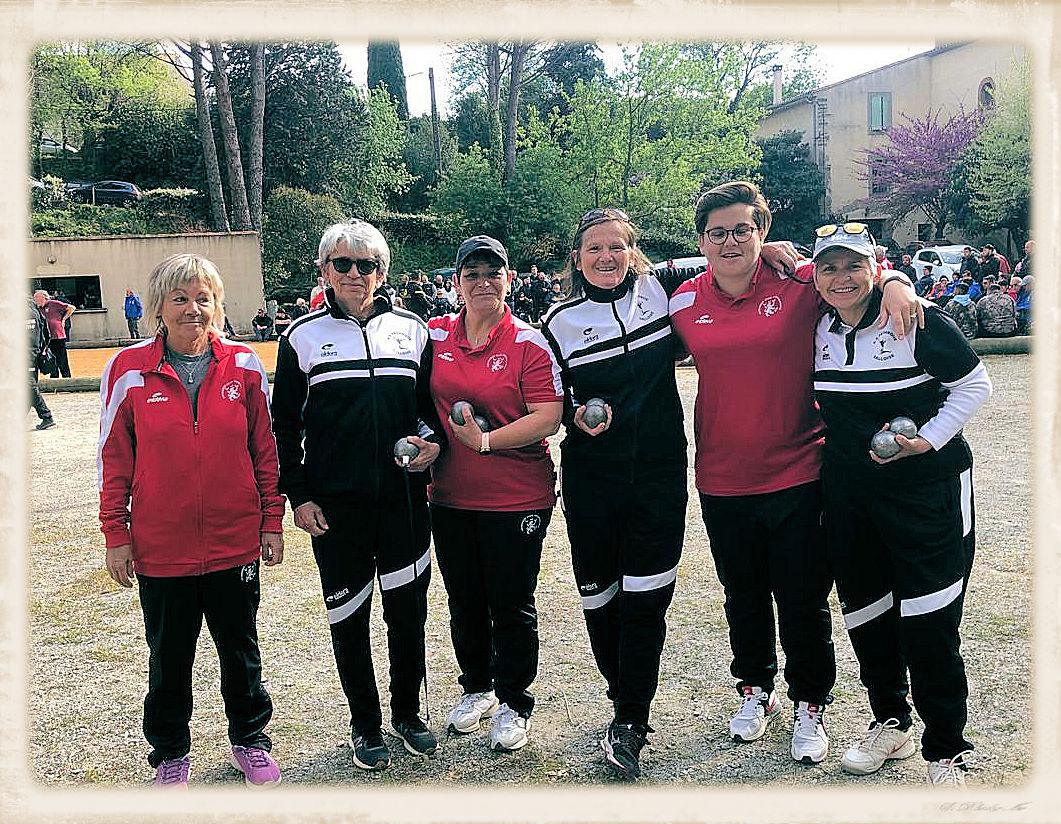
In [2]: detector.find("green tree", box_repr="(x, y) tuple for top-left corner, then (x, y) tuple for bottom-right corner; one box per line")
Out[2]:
(261, 186), (346, 297)
(755, 130), (826, 245)
(94, 98), (200, 188)
(367, 42), (408, 120)
(397, 114), (459, 213)
(429, 143), (507, 239)
(448, 91), (492, 150)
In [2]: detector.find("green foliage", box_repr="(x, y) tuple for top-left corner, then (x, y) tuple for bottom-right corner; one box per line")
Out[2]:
(139, 188), (209, 222)
(31, 203), (209, 238)
(261, 186), (346, 297)
(94, 98), (200, 188)
(397, 115), (459, 212)
(429, 143), (507, 239)
(367, 42), (408, 120)
(450, 92), (492, 151)
(755, 130), (826, 246)
(34, 175), (68, 210)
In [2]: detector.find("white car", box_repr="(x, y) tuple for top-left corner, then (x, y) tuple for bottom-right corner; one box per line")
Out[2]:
(652, 256), (706, 277)
(912, 245), (967, 280)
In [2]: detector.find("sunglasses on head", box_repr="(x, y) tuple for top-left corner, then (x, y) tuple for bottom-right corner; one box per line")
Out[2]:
(327, 256), (379, 276)
(577, 207), (631, 231)
(815, 222), (869, 238)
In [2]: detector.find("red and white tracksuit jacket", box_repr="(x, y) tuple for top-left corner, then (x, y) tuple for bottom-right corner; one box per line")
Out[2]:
(98, 332), (284, 577)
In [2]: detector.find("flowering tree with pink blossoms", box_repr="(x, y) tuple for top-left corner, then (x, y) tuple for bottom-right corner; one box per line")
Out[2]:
(859, 108), (984, 240)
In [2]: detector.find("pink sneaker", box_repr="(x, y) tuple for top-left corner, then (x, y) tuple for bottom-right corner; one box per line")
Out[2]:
(229, 745), (281, 788)
(153, 755), (190, 787)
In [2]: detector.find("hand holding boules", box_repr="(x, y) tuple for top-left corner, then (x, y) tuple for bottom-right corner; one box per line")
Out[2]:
(450, 407), (487, 451)
(888, 416), (918, 439)
(574, 399), (612, 436)
(869, 421), (933, 464)
(395, 435), (440, 471)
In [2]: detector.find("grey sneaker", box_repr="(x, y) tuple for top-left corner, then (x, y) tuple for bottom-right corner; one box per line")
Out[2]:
(35, 419), (56, 431)
(841, 718), (916, 775)
(730, 686), (780, 742)
(488, 703), (529, 751)
(927, 750), (971, 786)
(447, 690), (500, 733)
(351, 729), (391, 771)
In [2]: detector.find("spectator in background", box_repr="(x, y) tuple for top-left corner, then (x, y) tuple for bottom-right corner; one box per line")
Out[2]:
(309, 275), (327, 311)
(958, 247), (981, 283)
(289, 297), (309, 320)
(926, 274), (950, 303)
(514, 275), (535, 322)
(874, 246), (892, 270)
(1015, 275), (1033, 334)
(548, 279), (566, 306)
(28, 295), (56, 430)
(1006, 276), (1021, 302)
(976, 283), (1017, 337)
(34, 289), (74, 378)
(897, 254), (916, 280)
(943, 282), (978, 339)
(443, 278), (459, 308)
(124, 288), (143, 339)
(1015, 240), (1034, 278)
(403, 280), (433, 321)
(978, 246), (1001, 282)
(252, 308), (274, 341)
(273, 306), (291, 337)
(964, 276), (982, 302)
(915, 266), (935, 297)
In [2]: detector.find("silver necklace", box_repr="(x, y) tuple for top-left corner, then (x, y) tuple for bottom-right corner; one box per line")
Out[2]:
(171, 348), (211, 384)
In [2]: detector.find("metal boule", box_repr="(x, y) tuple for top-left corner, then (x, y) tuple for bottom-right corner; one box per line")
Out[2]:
(393, 437), (420, 461)
(889, 416), (918, 439)
(870, 430), (901, 459)
(450, 400), (473, 426)
(582, 398), (608, 429)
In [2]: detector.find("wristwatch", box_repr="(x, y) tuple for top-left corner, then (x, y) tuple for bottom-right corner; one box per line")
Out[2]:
(479, 431), (491, 454)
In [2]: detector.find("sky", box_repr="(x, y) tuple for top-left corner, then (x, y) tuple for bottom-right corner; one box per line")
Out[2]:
(339, 41), (936, 118)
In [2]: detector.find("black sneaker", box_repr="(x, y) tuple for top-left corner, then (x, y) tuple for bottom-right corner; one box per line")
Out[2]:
(35, 419), (56, 431)
(601, 721), (652, 780)
(351, 729), (391, 771)
(392, 716), (439, 756)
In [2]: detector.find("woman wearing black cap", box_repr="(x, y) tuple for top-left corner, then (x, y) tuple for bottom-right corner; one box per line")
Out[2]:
(427, 235), (564, 752)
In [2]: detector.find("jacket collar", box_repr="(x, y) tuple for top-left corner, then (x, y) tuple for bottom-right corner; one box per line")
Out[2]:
(583, 272), (635, 303)
(827, 287), (882, 334)
(325, 287), (392, 322)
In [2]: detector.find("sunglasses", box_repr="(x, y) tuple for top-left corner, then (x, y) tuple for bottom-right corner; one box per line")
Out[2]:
(327, 256), (379, 276)
(815, 222), (869, 238)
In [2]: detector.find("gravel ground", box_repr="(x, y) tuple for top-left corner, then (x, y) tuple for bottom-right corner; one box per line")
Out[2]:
(27, 355), (1030, 788)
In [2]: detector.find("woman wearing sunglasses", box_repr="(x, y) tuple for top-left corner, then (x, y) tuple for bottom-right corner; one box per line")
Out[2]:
(668, 182), (922, 767)
(810, 225), (990, 785)
(539, 207), (796, 780)
(271, 220), (447, 771)
(426, 235), (564, 753)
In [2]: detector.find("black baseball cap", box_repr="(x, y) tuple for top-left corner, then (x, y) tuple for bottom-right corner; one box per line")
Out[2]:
(455, 235), (509, 271)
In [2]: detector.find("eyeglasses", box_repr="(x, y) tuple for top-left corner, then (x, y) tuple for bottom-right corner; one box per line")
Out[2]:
(576, 207), (631, 232)
(703, 224), (758, 245)
(327, 257), (379, 276)
(814, 222), (869, 238)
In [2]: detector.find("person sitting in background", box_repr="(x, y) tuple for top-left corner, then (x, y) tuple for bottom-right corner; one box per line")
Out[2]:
(915, 266), (935, 297)
(1006, 276), (1021, 302)
(976, 283), (1017, 337)
(942, 282), (978, 339)
(252, 308), (274, 341)
(273, 306), (291, 337)
(964, 277), (982, 302)
(926, 275), (950, 303)
(548, 279), (566, 306)
(289, 297), (309, 320)
(1015, 275), (1033, 334)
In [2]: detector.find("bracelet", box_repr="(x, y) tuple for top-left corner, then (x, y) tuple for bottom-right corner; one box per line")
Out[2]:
(479, 431), (491, 454)
(881, 274), (912, 289)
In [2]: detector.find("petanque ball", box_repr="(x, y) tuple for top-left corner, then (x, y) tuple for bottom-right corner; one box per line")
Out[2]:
(472, 414), (492, 432)
(889, 416), (918, 440)
(583, 398), (608, 429)
(450, 400), (473, 426)
(393, 437), (420, 461)
(870, 430), (901, 459)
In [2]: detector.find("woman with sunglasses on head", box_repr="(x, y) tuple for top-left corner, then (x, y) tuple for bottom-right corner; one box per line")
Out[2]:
(668, 182), (922, 767)
(271, 221), (447, 771)
(427, 236), (564, 753)
(810, 225), (990, 786)
(540, 207), (797, 780)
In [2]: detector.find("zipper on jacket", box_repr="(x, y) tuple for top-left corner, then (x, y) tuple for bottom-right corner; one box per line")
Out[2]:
(609, 298), (638, 479)
(357, 318), (382, 498)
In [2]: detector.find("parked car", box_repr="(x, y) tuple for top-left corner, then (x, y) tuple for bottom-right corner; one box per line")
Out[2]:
(69, 180), (143, 206)
(912, 245), (967, 280)
(38, 137), (78, 157)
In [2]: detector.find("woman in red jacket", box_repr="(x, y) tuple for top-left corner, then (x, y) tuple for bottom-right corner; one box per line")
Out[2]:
(98, 254), (285, 789)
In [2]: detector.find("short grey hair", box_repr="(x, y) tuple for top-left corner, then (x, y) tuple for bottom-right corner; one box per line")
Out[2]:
(317, 220), (391, 277)
(146, 253), (226, 333)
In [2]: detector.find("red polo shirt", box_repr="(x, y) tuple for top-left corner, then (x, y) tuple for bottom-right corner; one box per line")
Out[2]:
(669, 260), (824, 496)
(428, 306), (564, 511)
(41, 299), (72, 340)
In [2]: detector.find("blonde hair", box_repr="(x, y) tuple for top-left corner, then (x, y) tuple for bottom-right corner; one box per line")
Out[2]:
(562, 218), (653, 296)
(147, 253), (226, 333)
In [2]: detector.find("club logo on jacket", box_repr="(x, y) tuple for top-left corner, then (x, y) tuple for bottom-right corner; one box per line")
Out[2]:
(873, 331), (897, 361)
(520, 514), (542, 535)
(221, 380), (242, 402)
(320, 342), (339, 357)
(488, 353), (508, 373)
(146, 391), (169, 404)
(820, 343), (830, 361)
(388, 330), (413, 354)
(240, 563), (257, 583)
(438, 351), (455, 362)
(758, 296), (783, 317)
(636, 295), (654, 320)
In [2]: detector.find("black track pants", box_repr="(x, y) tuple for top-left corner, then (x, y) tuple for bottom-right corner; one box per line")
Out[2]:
(138, 562), (272, 768)
(699, 480), (836, 704)
(311, 497), (431, 735)
(29, 368), (51, 421)
(431, 504), (551, 717)
(562, 460), (686, 726)
(823, 463), (976, 762)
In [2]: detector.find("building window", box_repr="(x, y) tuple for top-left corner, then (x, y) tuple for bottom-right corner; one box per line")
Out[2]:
(32, 274), (103, 309)
(978, 78), (996, 109)
(868, 92), (892, 132)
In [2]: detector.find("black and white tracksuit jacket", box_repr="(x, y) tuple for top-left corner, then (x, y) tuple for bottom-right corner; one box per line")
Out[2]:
(813, 291), (992, 761)
(540, 272), (687, 726)
(271, 290), (445, 733)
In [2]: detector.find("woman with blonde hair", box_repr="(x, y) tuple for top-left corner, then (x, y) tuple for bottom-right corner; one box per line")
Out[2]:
(98, 253), (284, 788)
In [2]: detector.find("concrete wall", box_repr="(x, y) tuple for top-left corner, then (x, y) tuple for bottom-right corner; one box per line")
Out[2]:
(759, 42), (1028, 247)
(28, 232), (264, 343)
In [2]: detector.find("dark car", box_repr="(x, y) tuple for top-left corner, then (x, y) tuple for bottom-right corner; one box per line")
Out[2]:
(70, 180), (143, 206)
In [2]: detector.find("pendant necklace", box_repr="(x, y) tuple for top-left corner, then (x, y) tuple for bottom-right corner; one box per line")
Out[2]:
(175, 349), (211, 384)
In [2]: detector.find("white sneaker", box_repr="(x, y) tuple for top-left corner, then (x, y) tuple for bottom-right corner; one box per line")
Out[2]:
(927, 750), (971, 786)
(841, 718), (917, 775)
(729, 686), (781, 742)
(791, 701), (829, 764)
(488, 703), (530, 751)
(446, 690), (500, 734)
